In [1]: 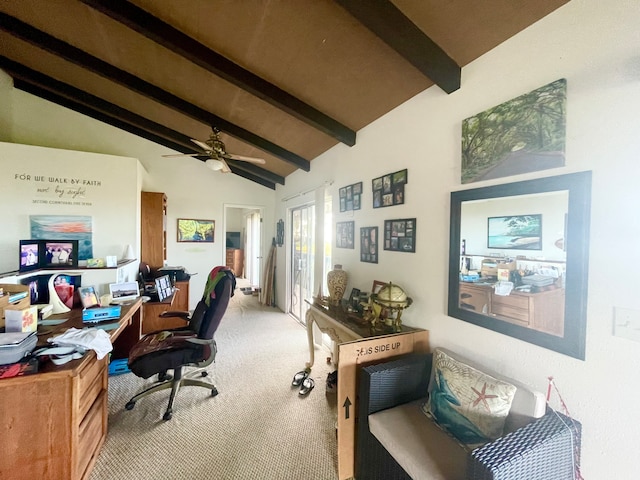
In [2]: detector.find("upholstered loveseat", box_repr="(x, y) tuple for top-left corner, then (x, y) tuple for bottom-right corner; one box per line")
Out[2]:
(356, 349), (581, 480)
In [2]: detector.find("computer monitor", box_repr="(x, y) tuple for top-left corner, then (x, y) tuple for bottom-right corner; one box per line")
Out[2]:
(19, 240), (42, 272)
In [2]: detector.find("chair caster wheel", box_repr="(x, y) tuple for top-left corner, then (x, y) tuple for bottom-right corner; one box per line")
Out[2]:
(158, 372), (172, 382)
(211, 387), (218, 397)
(163, 410), (172, 421)
(125, 401), (135, 411)
(201, 371), (208, 377)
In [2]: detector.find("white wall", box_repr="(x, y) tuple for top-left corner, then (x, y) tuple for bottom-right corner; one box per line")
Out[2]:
(0, 83), (275, 308)
(0, 142), (140, 282)
(275, 0), (640, 477)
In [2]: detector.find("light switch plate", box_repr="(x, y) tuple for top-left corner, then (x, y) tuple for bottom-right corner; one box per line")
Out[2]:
(613, 306), (640, 342)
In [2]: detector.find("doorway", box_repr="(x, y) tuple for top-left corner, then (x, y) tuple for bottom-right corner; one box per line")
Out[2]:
(224, 205), (263, 289)
(289, 203), (315, 323)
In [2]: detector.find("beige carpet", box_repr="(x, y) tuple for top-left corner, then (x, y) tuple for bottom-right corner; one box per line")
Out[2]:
(90, 289), (338, 480)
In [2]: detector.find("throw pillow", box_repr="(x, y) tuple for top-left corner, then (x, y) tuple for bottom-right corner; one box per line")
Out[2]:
(422, 349), (517, 448)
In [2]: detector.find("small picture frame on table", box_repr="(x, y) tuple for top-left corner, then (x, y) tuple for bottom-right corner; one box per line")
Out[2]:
(79, 286), (99, 309)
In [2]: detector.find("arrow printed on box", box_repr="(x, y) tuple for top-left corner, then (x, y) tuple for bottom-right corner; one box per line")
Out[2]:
(343, 397), (352, 419)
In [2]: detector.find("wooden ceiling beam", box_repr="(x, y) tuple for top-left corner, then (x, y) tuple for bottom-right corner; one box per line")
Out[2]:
(0, 12), (310, 172)
(1, 57), (280, 189)
(79, 0), (356, 147)
(335, 0), (461, 93)
(226, 167), (277, 190)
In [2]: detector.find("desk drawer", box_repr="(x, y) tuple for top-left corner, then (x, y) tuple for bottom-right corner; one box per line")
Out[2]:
(78, 357), (107, 419)
(491, 294), (530, 324)
(77, 390), (107, 479)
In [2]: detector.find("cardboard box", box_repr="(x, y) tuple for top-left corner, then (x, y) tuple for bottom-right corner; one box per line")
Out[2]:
(0, 283), (30, 328)
(5, 306), (38, 333)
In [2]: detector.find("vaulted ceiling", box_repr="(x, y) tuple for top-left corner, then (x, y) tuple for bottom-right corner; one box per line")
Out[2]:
(0, 0), (569, 189)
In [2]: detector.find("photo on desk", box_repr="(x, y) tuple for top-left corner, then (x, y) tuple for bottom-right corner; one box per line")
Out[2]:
(79, 286), (99, 309)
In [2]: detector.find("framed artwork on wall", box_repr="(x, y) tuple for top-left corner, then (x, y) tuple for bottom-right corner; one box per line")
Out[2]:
(360, 226), (378, 263)
(383, 218), (416, 253)
(461, 78), (567, 184)
(336, 221), (355, 249)
(339, 182), (363, 212)
(177, 218), (215, 242)
(372, 169), (407, 208)
(487, 214), (542, 250)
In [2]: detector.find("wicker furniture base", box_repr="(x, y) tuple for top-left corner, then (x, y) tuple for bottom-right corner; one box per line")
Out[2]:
(356, 353), (581, 480)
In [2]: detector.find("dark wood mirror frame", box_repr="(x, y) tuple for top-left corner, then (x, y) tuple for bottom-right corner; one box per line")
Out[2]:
(448, 171), (592, 360)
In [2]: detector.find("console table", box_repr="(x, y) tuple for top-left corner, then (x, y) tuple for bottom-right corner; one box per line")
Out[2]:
(304, 299), (418, 367)
(0, 299), (142, 480)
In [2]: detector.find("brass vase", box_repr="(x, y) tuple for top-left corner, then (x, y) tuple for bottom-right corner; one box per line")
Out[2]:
(327, 264), (347, 306)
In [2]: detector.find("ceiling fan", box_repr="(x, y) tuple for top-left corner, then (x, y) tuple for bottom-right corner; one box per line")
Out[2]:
(163, 128), (266, 173)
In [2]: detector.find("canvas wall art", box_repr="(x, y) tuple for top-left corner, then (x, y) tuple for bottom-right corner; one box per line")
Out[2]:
(30, 215), (93, 260)
(177, 219), (215, 242)
(461, 79), (567, 184)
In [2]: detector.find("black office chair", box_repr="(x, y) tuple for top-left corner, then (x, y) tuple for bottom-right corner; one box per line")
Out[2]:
(125, 267), (236, 420)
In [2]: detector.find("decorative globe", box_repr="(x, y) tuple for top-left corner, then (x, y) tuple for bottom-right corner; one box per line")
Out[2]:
(374, 283), (411, 309)
(371, 282), (413, 332)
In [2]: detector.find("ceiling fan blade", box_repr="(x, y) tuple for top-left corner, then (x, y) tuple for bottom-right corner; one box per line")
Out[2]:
(219, 158), (232, 173)
(191, 139), (211, 151)
(224, 153), (266, 164)
(162, 153), (200, 158)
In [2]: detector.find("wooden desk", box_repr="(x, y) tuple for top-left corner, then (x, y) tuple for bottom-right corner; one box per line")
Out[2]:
(141, 280), (190, 335)
(305, 299), (419, 368)
(0, 299), (142, 480)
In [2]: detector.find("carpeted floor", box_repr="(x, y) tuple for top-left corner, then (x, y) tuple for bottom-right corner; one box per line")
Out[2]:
(90, 286), (338, 480)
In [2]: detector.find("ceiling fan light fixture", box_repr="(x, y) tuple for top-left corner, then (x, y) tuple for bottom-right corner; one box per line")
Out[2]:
(205, 159), (224, 171)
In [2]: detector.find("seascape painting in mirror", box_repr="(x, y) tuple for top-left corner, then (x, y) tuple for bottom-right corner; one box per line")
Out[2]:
(448, 172), (591, 360)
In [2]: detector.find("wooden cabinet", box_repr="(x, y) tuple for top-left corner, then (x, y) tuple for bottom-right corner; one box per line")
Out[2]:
(0, 300), (141, 480)
(459, 282), (491, 314)
(0, 353), (108, 480)
(142, 280), (190, 334)
(141, 192), (167, 268)
(459, 282), (565, 336)
(491, 288), (564, 336)
(226, 248), (244, 277)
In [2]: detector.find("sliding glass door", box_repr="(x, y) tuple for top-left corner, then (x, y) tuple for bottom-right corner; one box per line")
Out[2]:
(289, 204), (315, 323)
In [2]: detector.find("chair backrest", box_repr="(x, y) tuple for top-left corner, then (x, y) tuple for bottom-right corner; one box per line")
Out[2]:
(195, 269), (235, 339)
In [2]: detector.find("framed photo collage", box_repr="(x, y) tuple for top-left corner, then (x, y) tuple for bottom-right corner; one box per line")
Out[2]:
(335, 169), (415, 261)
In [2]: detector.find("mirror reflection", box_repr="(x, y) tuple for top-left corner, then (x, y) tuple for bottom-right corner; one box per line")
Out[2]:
(448, 171), (591, 360)
(458, 191), (568, 337)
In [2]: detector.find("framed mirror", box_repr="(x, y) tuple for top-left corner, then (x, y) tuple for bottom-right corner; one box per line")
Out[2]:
(448, 172), (591, 360)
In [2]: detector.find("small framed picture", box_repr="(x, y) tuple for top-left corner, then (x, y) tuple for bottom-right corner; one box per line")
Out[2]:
(372, 169), (408, 208)
(79, 286), (99, 309)
(372, 280), (386, 295)
(360, 226), (378, 263)
(349, 288), (361, 308)
(384, 218), (416, 252)
(338, 182), (363, 212)
(336, 221), (355, 249)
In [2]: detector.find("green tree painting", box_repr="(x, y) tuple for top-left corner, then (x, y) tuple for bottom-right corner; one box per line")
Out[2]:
(461, 79), (566, 184)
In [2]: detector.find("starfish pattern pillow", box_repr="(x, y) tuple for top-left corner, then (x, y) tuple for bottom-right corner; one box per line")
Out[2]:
(423, 349), (517, 448)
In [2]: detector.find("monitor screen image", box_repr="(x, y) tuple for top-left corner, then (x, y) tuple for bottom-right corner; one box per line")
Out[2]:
(19, 240), (41, 272)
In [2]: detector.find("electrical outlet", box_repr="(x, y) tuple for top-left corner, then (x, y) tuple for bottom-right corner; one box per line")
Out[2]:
(613, 306), (640, 342)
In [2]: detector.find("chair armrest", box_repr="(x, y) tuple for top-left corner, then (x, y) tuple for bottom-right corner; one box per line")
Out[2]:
(361, 353), (433, 414)
(159, 310), (190, 320)
(356, 353), (432, 480)
(468, 410), (581, 480)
